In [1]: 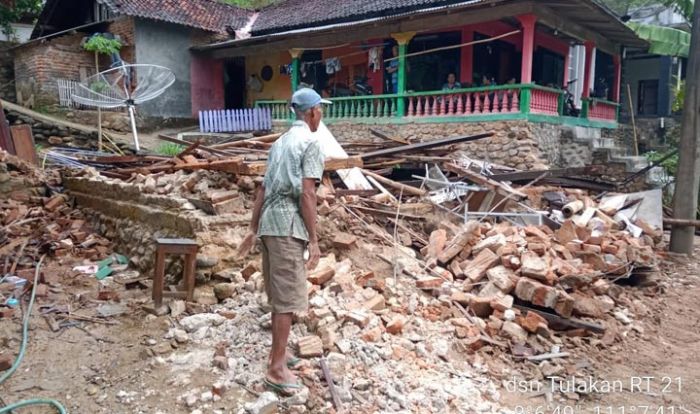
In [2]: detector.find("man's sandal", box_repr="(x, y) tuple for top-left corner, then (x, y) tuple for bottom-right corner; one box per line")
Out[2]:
(287, 356), (302, 369)
(264, 378), (302, 396)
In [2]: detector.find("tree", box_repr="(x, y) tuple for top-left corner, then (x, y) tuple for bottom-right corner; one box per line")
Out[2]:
(83, 34), (122, 151)
(670, 0), (699, 254)
(0, 0), (42, 39)
(598, 0), (694, 20)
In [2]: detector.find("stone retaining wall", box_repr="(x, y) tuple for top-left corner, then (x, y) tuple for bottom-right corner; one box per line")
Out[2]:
(274, 120), (597, 170)
(5, 109), (97, 148)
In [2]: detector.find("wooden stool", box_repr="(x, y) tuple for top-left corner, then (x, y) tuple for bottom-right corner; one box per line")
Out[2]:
(153, 238), (198, 307)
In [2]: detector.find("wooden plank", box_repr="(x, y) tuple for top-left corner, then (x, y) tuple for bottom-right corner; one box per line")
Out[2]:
(369, 128), (409, 145)
(360, 132), (493, 159)
(320, 358), (344, 413)
(157, 134), (233, 157)
(324, 156), (363, 170)
(361, 169), (427, 197)
(0, 100), (16, 154)
(9, 124), (37, 164)
(444, 163), (527, 200)
(513, 304), (606, 333)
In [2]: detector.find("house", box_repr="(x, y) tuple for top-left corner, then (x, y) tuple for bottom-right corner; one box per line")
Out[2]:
(12, 0), (253, 117)
(192, 0), (647, 169)
(623, 4), (689, 119)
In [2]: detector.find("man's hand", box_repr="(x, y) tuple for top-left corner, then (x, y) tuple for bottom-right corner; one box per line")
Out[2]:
(306, 241), (320, 271)
(236, 231), (257, 259)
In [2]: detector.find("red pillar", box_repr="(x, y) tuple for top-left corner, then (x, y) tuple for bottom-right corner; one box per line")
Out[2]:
(517, 14), (537, 84)
(582, 40), (595, 98)
(460, 28), (474, 85)
(612, 54), (621, 102)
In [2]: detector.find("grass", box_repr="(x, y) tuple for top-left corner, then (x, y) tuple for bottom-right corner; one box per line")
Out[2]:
(155, 142), (185, 156)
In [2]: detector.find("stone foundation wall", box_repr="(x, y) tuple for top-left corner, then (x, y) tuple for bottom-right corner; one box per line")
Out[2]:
(0, 41), (15, 102)
(603, 117), (680, 152)
(273, 120), (600, 170)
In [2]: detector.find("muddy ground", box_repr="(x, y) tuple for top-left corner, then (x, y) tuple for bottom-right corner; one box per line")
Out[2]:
(1, 237), (699, 414)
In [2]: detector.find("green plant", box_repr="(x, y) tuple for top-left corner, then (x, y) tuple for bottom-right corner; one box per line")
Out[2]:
(672, 80), (685, 113)
(645, 150), (679, 175)
(156, 143), (185, 156)
(83, 34), (122, 55)
(0, 0), (42, 39)
(90, 80), (110, 93)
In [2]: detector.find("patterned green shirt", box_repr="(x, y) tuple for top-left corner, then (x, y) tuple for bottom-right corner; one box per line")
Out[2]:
(258, 120), (324, 241)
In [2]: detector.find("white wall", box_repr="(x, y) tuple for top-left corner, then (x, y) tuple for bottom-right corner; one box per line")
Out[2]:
(0, 23), (34, 43)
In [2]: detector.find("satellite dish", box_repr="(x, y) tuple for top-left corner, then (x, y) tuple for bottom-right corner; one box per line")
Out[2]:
(71, 64), (176, 152)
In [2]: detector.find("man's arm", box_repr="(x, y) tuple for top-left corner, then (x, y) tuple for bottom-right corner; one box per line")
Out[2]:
(300, 178), (320, 270)
(236, 184), (265, 258)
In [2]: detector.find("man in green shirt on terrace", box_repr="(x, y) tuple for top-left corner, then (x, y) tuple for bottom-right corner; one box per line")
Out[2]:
(238, 88), (330, 395)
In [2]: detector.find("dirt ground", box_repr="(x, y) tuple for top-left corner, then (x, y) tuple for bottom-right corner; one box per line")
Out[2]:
(1, 237), (699, 414)
(499, 238), (700, 414)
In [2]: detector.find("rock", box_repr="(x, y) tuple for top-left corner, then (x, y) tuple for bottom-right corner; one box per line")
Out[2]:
(179, 313), (226, 332)
(500, 321), (528, 343)
(416, 277), (443, 290)
(472, 233), (507, 254)
(333, 232), (358, 249)
(169, 300), (186, 317)
(213, 356), (229, 370)
(196, 255), (219, 268)
(173, 329), (189, 343)
(48, 136), (63, 145)
(194, 286), (218, 305)
(214, 283), (236, 301)
(614, 311), (632, 325)
(245, 391), (278, 414)
(153, 342), (173, 354)
(284, 386), (309, 406)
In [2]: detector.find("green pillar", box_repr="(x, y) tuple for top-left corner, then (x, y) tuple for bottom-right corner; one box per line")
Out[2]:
(391, 32), (415, 117)
(289, 49), (302, 93)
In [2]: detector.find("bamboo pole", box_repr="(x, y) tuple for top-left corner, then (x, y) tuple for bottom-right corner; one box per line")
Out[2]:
(95, 52), (103, 152)
(626, 83), (638, 156)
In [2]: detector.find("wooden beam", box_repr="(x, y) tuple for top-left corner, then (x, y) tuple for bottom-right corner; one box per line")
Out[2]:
(361, 169), (427, 197)
(360, 132), (493, 159)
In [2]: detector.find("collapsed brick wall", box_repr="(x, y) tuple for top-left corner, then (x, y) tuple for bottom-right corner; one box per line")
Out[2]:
(0, 41), (16, 102)
(4, 109), (97, 148)
(13, 17), (136, 108)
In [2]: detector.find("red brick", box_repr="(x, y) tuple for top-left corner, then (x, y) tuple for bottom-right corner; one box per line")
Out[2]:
(298, 335), (324, 357)
(520, 311), (549, 333)
(346, 310), (370, 327)
(451, 291), (472, 306)
(527, 242), (547, 255)
(555, 220), (578, 244)
(308, 267), (335, 285)
(34, 284), (49, 298)
(361, 326), (382, 342)
(520, 252), (548, 282)
(514, 277), (540, 302)
(532, 285), (558, 308)
(333, 232), (358, 249)
(386, 315), (406, 335)
(554, 291), (575, 318)
(462, 248), (500, 282)
(0, 308), (15, 319)
(362, 294), (385, 311)
(43, 195), (65, 212)
(415, 276), (443, 290)
(490, 295), (514, 312)
(427, 229), (447, 260)
(486, 265), (515, 292)
(241, 261), (259, 281)
(582, 244), (602, 254)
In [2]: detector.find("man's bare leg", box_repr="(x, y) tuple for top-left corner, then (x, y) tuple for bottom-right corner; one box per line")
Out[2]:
(267, 312), (297, 384)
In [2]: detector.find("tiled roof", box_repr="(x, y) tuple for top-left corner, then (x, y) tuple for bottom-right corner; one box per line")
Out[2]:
(251, 0), (481, 35)
(104, 0), (254, 33)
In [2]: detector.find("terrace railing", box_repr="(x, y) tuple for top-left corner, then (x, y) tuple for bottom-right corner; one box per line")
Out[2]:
(255, 84), (617, 125)
(583, 98), (619, 122)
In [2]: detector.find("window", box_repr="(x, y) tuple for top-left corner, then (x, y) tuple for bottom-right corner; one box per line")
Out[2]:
(638, 79), (659, 115)
(94, 0), (114, 22)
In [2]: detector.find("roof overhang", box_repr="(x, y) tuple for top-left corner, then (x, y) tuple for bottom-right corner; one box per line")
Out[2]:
(194, 0), (646, 58)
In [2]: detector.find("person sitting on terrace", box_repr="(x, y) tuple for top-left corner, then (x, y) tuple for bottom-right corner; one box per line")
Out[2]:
(442, 73), (462, 91)
(386, 45), (400, 93)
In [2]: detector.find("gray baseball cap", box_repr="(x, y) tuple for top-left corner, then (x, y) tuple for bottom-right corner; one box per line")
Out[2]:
(291, 88), (332, 111)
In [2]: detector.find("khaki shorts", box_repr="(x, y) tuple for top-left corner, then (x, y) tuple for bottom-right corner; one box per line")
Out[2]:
(261, 236), (308, 314)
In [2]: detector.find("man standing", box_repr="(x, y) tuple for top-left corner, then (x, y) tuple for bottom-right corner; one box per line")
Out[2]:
(238, 88), (330, 395)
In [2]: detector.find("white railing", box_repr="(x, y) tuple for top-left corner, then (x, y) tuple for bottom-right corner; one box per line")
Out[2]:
(199, 108), (272, 133)
(56, 78), (122, 111)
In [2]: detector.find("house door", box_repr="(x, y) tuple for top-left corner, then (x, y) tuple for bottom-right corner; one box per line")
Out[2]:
(224, 58), (246, 109)
(638, 79), (658, 116)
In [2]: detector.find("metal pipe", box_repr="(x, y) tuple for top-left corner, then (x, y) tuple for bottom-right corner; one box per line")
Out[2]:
(128, 105), (140, 152)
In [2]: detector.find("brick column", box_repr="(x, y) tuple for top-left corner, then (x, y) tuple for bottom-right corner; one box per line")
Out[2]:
(582, 41), (595, 99)
(461, 28), (474, 85)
